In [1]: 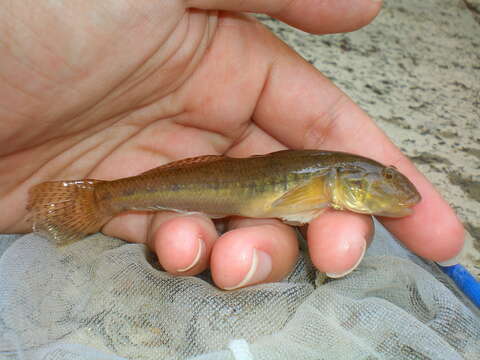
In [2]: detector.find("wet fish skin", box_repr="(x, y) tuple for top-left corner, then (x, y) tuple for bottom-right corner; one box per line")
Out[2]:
(27, 150), (421, 245)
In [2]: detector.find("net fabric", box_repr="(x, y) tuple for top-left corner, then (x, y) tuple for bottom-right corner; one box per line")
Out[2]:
(0, 223), (479, 360)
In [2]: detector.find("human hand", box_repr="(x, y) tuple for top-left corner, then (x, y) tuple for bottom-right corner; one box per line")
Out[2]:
(0, 0), (464, 289)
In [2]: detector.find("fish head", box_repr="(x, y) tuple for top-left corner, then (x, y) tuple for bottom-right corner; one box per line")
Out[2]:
(335, 163), (421, 217)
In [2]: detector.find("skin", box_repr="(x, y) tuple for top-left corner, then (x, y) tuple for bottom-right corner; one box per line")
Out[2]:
(0, 0), (464, 289)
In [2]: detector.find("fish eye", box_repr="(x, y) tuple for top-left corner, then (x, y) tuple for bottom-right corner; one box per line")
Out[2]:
(349, 179), (364, 188)
(382, 167), (395, 180)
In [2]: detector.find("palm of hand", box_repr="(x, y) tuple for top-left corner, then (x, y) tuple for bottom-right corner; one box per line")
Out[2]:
(0, 0), (463, 289)
(2, 4), (274, 230)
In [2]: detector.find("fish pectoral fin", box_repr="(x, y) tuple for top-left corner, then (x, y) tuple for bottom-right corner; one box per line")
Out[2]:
(271, 175), (331, 211)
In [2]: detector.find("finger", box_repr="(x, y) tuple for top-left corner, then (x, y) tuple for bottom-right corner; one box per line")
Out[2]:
(379, 175), (465, 264)
(185, 0), (382, 34)
(210, 217), (298, 290)
(307, 210), (373, 277)
(226, 122), (287, 157)
(103, 212), (218, 275)
(252, 30), (464, 263)
(151, 214), (218, 274)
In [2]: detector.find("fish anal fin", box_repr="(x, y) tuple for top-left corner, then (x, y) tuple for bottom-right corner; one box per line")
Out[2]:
(137, 205), (225, 219)
(272, 174), (331, 212)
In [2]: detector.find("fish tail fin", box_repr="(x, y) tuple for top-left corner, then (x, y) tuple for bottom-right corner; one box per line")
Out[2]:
(27, 179), (112, 246)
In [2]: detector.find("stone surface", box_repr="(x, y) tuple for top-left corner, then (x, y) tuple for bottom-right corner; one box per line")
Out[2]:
(464, 0), (480, 23)
(258, 0), (480, 278)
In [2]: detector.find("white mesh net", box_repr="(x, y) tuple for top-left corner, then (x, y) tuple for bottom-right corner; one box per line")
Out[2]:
(1, 222), (479, 360)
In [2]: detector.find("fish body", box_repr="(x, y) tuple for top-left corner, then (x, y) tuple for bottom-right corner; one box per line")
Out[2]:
(28, 150), (421, 245)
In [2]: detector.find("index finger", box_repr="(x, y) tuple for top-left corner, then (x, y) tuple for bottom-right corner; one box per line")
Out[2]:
(252, 31), (464, 263)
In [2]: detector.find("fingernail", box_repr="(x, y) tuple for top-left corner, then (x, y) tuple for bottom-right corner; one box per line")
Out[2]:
(436, 240), (465, 267)
(223, 249), (272, 290)
(326, 239), (366, 279)
(177, 237), (205, 272)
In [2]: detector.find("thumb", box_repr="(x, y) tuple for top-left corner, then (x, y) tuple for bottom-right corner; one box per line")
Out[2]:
(185, 0), (383, 34)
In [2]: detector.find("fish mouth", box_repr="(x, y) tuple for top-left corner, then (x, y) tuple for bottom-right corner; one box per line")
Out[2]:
(399, 192), (422, 207)
(394, 207), (413, 216)
(390, 195), (421, 217)
(379, 192), (422, 217)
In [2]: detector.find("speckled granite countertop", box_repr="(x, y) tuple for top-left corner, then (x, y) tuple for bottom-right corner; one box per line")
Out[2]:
(258, 0), (480, 278)
(465, 0), (480, 23)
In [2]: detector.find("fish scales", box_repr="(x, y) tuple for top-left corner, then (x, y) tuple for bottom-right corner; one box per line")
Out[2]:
(27, 150), (421, 245)
(96, 151), (329, 217)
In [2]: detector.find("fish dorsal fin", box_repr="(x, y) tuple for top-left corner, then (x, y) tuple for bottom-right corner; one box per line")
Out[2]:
(140, 155), (225, 176)
(272, 171), (332, 211)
